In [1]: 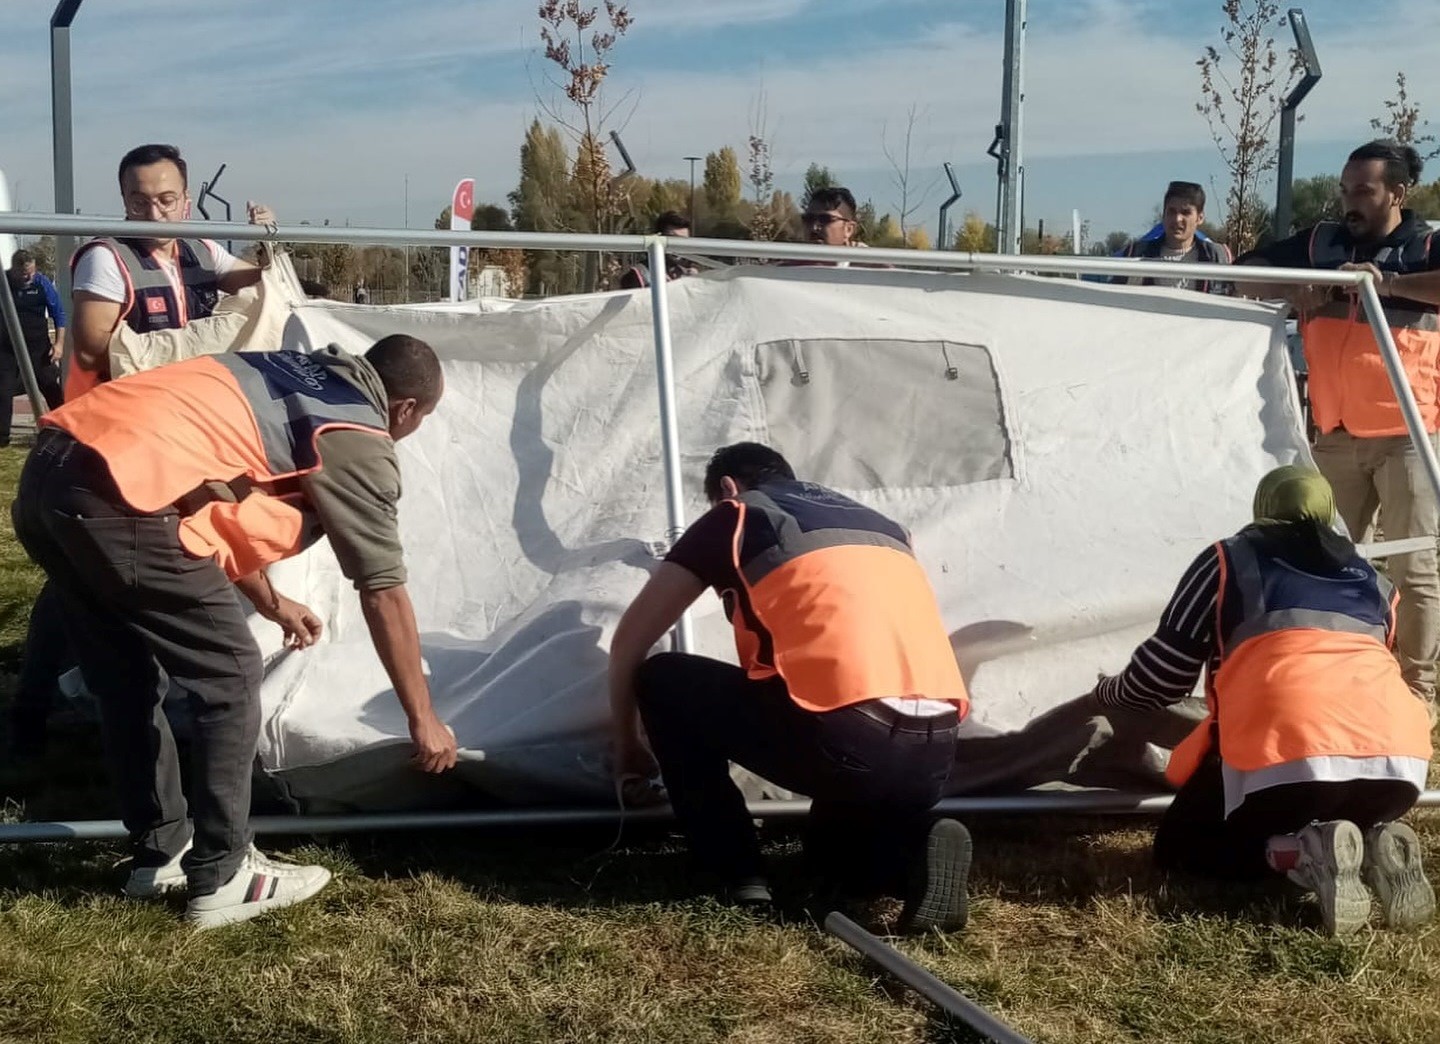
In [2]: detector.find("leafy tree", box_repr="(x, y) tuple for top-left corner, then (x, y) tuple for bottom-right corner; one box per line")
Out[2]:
(1289, 174), (1341, 228)
(509, 119), (573, 232)
(800, 163), (839, 211)
(868, 214), (903, 248)
(703, 148), (742, 222)
(953, 211), (997, 252)
(1372, 72), (1440, 161)
(1407, 180), (1440, 220)
(1196, 0), (1298, 253)
(1103, 229), (1132, 255)
(904, 227), (932, 251)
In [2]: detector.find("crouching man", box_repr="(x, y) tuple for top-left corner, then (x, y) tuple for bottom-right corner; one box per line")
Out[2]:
(608, 442), (972, 931)
(12, 336), (457, 928)
(1094, 466), (1434, 936)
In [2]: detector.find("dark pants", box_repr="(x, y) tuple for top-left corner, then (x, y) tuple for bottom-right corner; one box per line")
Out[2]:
(1154, 754), (1419, 880)
(7, 582), (74, 753)
(636, 652), (958, 891)
(12, 429), (262, 896)
(0, 342), (63, 443)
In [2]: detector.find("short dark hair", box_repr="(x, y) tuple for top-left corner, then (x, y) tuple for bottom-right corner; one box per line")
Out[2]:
(703, 442), (796, 502)
(118, 143), (188, 188)
(1347, 139), (1423, 188)
(805, 187), (857, 219)
(10, 249), (33, 268)
(1163, 181), (1206, 212)
(365, 334), (443, 406)
(654, 211), (690, 235)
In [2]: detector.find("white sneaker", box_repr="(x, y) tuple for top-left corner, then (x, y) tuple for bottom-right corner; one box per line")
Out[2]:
(1363, 822), (1436, 931)
(1286, 820), (1370, 937)
(123, 838), (193, 898)
(185, 845), (331, 929)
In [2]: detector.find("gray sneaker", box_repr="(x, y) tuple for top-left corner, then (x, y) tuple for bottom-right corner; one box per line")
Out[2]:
(898, 819), (972, 933)
(1286, 820), (1370, 937)
(123, 839), (192, 898)
(1363, 822), (1436, 931)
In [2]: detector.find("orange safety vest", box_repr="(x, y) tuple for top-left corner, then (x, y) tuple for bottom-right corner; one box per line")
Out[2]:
(1166, 528), (1432, 789)
(1301, 221), (1440, 437)
(42, 350), (389, 580)
(726, 481), (968, 715)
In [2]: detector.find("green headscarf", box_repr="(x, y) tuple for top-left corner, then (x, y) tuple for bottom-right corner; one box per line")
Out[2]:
(1252, 464), (1336, 526)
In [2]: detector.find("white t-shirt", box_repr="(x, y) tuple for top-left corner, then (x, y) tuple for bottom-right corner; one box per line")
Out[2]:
(72, 238), (241, 303)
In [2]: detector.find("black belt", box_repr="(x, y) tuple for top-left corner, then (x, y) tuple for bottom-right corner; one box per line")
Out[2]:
(848, 700), (960, 735)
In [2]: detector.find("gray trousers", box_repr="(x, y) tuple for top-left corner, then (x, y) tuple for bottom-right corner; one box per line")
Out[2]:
(1312, 429), (1440, 703)
(12, 429), (261, 896)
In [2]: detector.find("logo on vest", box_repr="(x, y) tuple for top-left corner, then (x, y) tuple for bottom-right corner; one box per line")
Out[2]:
(145, 296), (168, 315)
(265, 352), (332, 393)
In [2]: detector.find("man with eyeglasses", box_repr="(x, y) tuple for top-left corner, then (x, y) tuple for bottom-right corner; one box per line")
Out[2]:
(67, 143), (275, 400)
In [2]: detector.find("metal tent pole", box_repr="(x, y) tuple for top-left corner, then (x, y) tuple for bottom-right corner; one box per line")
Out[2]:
(646, 236), (693, 651)
(825, 913), (1036, 1044)
(1359, 277), (1440, 502)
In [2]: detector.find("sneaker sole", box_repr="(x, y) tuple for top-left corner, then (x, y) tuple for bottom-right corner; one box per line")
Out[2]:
(1304, 822), (1369, 938)
(123, 874), (188, 899)
(186, 868), (332, 930)
(1365, 824), (1436, 932)
(899, 819), (972, 933)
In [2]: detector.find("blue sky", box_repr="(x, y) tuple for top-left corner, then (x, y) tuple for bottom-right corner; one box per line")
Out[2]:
(0, 0), (1436, 245)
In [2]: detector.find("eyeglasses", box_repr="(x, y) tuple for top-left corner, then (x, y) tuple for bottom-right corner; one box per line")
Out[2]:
(802, 211), (853, 228)
(124, 194), (185, 218)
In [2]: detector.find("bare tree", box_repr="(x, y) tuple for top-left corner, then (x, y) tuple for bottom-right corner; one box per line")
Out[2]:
(746, 92), (782, 242)
(536, 1), (634, 242)
(881, 103), (940, 238)
(1372, 72), (1440, 161)
(1196, 0), (1298, 252)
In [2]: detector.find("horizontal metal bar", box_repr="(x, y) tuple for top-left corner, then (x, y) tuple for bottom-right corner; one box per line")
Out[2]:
(2, 789), (1436, 843)
(1357, 536), (1436, 559)
(825, 912), (1036, 1044)
(0, 212), (1369, 286)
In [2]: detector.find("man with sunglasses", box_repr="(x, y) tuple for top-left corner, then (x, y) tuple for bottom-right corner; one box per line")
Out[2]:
(67, 143), (276, 400)
(786, 187), (865, 266)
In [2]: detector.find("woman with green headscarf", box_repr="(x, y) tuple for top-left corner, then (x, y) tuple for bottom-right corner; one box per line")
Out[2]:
(1092, 465), (1434, 937)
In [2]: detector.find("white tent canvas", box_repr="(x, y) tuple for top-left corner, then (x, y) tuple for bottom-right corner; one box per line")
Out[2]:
(254, 267), (1307, 811)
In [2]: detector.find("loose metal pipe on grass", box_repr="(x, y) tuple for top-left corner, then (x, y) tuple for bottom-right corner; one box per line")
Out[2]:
(825, 911), (1037, 1044)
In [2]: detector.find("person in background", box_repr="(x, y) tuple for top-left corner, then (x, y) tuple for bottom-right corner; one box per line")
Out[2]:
(0, 248), (66, 442)
(620, 211), (698, 289)
(1238, 139), (1440, 717)
(1113, 181), (1232, 293)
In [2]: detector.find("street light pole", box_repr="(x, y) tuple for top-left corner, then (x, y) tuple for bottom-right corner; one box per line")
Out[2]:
(50, 0), (84, 308)
(684, 156), (701, 227)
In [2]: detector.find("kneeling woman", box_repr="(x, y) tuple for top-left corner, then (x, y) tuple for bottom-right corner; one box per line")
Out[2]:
(1094, 465), (1434, 936)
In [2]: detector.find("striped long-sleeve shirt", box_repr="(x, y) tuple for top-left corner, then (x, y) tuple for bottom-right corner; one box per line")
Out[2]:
(1094, 545), (1222, 711)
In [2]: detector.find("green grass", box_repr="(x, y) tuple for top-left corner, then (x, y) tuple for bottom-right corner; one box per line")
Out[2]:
(1, 441), (1439, 1044)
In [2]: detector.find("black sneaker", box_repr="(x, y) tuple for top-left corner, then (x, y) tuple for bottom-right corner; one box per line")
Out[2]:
(898, 818), (972, 933)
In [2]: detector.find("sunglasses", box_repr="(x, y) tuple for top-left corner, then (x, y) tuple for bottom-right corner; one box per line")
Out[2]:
(802, 211), (853, 228)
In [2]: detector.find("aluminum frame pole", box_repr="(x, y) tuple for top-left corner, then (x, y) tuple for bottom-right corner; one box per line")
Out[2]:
(646, 236), (693, 651)
(1360, 277), (1440, 503)
(826, 913), (1036, 1044)
(0, 273), (49, 418)
(4, 790), (1438, 844)
(50, 0), (83, 309)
